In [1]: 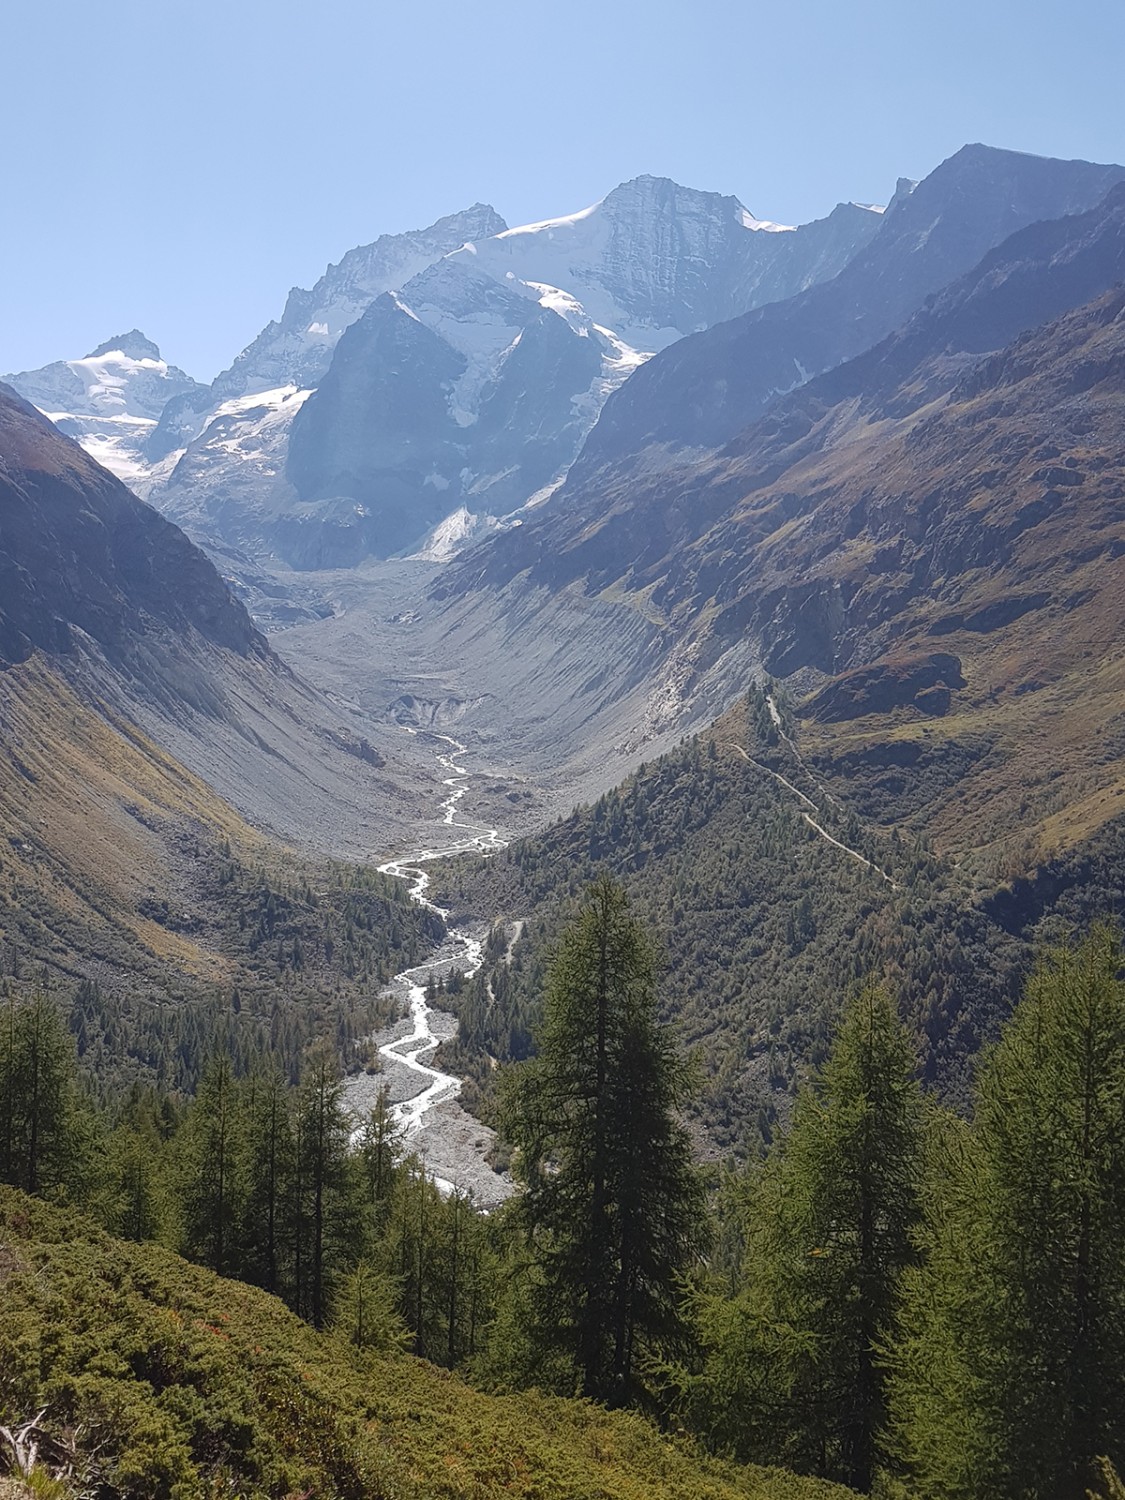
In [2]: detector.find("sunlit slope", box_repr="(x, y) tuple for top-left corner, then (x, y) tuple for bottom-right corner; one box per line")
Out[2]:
(0, 1188), (853, 1500)
(0, 652), (262, 983)
(437, 186), (1125, 875)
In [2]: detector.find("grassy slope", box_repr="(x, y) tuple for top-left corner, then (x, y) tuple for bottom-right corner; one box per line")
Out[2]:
(0, 653), (440, 1091)
(0, 654), (260, 982)
(0, 1187), (851, 1500)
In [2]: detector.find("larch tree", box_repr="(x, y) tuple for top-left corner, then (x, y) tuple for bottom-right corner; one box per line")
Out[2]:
(889, 927), (1125, 1500)
(501, 873), (705, 1405)
(293, 1042), (356, 1329)
(684, 983), (924, 1489)
(236, 1062), (294, 1296)
(0, 988), (80, 1198)
(181, 1054), (238, 1275)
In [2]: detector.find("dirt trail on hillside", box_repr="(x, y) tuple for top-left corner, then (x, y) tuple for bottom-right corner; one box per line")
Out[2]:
(730, 740), (899, 890)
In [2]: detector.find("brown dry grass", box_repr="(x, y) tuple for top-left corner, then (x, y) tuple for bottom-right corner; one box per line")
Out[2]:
(0, 655), (265, 977)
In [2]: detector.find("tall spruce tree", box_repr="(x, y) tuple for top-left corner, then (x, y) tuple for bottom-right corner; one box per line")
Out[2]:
(501, 874), (705, 1404)
(181, 1054), (238, 1274)
(889, 927), (1125, 1500)
(684, 984), (923, 1489)
(292, 1043), (356, 1329)
(0, 989), (80, 1197)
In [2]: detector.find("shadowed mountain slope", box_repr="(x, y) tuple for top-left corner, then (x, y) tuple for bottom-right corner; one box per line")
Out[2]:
(557, 145), (1125, 483)
(0, 385), (263, 670)
(0, 388), (441, 1037)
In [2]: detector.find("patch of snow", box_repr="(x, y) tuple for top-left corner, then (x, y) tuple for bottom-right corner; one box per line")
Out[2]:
(738, 208), (795, 232)
(521, 477), (566, 509)
(410, 505), (505, 562)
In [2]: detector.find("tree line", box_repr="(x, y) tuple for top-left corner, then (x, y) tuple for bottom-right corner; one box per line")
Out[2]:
(2, 878), (1124, 1498)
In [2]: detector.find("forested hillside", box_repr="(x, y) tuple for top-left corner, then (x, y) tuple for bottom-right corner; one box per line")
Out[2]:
(436, 687), (1120, 1150)
(5, 913), (1124, 1500)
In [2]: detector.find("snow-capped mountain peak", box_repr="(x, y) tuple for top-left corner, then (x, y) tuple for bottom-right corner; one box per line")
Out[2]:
(211, 203), (510, 400)
(445, 174), (813, 351)
(3, 333), (203, 489)
(87, 329), (164, 362)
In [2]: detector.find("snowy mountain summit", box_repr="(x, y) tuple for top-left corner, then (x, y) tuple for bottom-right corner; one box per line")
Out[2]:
(211, 203), (509, 401)
(3, 333), (203, 487)
(279, 176), (885, 561)
(6, 176), (885, 566)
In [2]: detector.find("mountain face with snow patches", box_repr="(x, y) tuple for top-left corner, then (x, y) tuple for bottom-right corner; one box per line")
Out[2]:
(5, 181), (883, 568)
(141, 204), (513, 555)
(3, 332), (203, 489)
(278, 178), (884, 564)
(211, 203), (510, 402)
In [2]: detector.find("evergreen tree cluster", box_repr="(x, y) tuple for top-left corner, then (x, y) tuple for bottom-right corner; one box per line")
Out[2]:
(435, 689), (1031, 1152)
(680, 926), (1125, 1500)
(1, 843), (442, 1098)
(4, 877), (1125, 1499)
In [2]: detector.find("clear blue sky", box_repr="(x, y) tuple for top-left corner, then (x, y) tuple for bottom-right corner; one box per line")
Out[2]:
(4, 0), (1123, 381)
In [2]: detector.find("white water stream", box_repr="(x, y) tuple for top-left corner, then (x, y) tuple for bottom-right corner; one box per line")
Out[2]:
(361, 730), (507, 1189)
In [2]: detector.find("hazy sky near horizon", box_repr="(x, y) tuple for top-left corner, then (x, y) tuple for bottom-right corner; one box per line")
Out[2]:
(4, 0), (1124, 380)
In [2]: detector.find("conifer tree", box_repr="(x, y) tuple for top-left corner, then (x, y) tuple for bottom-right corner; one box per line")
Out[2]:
(102, 1125), (168, 1243)
(236, 1063), (294, 1296)
(332, 1257), (411, 1353)
(181, 1054), (238, 1274)
(0, 989), (79, 1196)
(501, 874), (705, 1404)
(292, 1043), (356, 1329)
(357, 1084), (403, 1236)
(685, 984), (923, 1488)
(889, 927), (1125, 1500)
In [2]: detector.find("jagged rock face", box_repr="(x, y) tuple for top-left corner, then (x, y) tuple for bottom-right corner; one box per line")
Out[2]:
(447, 174), (1125, 626)
(22, 183), (878, 567)
(459, 176), (884, 342)
(563, 145), (1125, 479)
(0, 385), (264, 670)
(149, 204), (513, 554)
(280, 177), (885, 563)
(3, 333), (203, 491)
(285, 260), (609, 560)
(211, 203), (509, 399)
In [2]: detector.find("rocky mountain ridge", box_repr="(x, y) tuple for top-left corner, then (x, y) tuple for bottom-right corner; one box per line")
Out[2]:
(277, 177), (885, 564)
(557, 145), (1125, 488)
(432, 173), (1125, 870)
(3, 177), (887, 570)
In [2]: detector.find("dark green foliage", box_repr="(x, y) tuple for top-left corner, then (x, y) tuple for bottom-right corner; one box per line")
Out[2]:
(234, 1062), (294, 1296)
(683, 986), (924, 1488)
(355, 1084), (402, 1237)
(501, 875), (707, 1404)
(180, 1054), (238, 1275)
(889, 927), (1125, 1499)
(0, 1191), (854, 1500)
(6, 847), (441, 1104)
(436, 691), (1027, 1152)
(291, 1044), (358, 1329)
(0, 987), (80, 1196)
